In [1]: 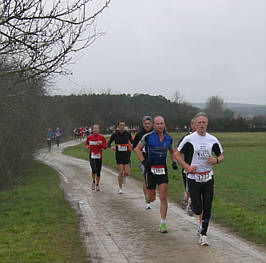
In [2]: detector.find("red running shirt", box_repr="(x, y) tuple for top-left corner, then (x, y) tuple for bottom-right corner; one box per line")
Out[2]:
(85, 133), (107, 159)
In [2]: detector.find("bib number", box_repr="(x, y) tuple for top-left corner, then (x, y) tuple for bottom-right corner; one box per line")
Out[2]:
(195, 172), (212, 183)
(151, 165), (166, 175)
(118, 145), (128, 151)
(91, 152), (101, 159)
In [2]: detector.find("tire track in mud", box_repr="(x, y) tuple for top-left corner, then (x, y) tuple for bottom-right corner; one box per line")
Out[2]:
(36, 141), (266, 263)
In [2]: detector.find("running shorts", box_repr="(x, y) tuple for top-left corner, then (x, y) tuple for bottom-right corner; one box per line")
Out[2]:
(145, 166), (168, 190)
(115, 152), (131, 165)
(89, 158), (102, 177)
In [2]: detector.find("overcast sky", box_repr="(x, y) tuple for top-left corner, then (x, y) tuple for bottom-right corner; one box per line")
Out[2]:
(54, 0), (266, 105)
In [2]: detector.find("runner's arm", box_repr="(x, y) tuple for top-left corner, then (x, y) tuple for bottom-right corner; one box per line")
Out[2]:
(102, 136), (107, 150)
(134, 143), (145, 162)
(174, 149), (196, 174)
(84, 137), (90, 149)
(107, 133), (115, 148)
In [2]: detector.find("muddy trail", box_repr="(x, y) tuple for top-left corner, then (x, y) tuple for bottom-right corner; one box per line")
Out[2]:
(36, 141), (266, 263)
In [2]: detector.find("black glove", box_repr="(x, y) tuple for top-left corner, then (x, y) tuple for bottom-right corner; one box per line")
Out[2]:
(142, 159), (151, 169)
(172, 161), (178, 170)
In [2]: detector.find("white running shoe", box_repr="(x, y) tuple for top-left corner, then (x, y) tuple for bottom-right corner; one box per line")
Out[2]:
(198, 234), (210, 246)
(145, 202), (151, 209)
(119, 188), (123, 194)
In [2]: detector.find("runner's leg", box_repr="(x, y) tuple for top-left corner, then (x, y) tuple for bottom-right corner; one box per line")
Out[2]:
(117, 164), (123, 189)
(158, 183), (168, 220)
(201, 179), (214, 235)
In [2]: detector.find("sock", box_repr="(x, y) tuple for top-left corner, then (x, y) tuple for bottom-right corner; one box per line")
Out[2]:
(93, 181), (96, 184)
(160, 219), (166, 224)
(201, 219), (210, 235)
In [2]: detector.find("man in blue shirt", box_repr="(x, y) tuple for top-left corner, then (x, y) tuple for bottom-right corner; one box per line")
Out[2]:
(135, 116), (177, 233)
(46, 128), (53, 152)
(54, 127), (62, 148)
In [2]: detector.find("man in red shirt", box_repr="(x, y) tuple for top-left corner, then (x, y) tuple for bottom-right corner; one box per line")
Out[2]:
(85, 124), (107, 191)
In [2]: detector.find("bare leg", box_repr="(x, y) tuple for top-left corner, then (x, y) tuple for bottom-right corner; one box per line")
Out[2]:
(159, 183), (168, 220)
(117, 164), (124, 188)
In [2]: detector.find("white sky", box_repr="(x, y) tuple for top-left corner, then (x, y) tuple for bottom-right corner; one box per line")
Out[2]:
(54, 0), (266, 105)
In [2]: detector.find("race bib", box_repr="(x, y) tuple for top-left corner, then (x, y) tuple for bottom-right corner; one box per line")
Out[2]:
(151, 165), (166, 175)
(118, 144), (128, 151)
(91, 152), (101, 159)
(195, 171), (212, 183)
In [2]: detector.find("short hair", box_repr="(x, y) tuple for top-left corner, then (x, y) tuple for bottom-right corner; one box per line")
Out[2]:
(117, 120), (125, 125)
(190, 117), (196, 124)
(142, 116), (152, 122)
(153, 116), (165, 122)
(194, 112), (208, 122)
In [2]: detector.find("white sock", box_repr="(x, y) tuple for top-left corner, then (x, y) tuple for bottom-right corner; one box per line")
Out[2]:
(160, 219), (166, 224)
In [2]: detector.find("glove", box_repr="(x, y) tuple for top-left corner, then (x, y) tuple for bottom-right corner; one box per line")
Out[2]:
(142, 159), (151, 169)
(172, 161), (178, 170)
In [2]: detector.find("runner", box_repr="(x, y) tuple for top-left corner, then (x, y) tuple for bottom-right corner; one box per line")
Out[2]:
(175, 112), (224, 246)
(133, 116), (153, 209)
(85, 124), (107, 191)
(107, 120), (133, 194)
(177, 118), (196, 215)
(54, 127), (62, 148)
(46, 128), (53, 152)
(135, 116), (177, 233)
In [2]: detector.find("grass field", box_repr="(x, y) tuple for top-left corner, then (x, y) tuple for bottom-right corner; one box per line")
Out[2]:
(0, 160), (88, 263)
(64, 132), (266, 246)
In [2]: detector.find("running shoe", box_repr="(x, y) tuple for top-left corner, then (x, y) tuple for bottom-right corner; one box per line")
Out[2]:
(122, 176), (127, 185)
(96, 185), (100, 191)
(145, 202), (151, 209)
(159, 223), (168, 233)
(187, 199), (194, 216)
(119, 188), (123, 194)
(181, 192), (188, 209)
(91, 182), (96, 191)
(198, 234), (210, 246)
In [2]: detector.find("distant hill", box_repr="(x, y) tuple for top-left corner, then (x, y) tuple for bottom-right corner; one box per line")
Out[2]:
(192, 103), (266, 117)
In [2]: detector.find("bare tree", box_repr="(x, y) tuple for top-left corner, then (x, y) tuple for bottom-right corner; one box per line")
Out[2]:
(0, 0), (111, 79)
(172, 90), (185, 104)
(204, 95), (225, 119)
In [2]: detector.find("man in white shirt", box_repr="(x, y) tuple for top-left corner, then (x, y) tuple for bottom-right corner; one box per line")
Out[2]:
(174, 112), (224, 246)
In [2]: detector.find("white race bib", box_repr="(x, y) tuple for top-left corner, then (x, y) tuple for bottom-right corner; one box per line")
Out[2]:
(195, 171), (212, 183)
(91, 152), (101, 159)
(151, 166), (166, 175)
(118, 145), (128, 151)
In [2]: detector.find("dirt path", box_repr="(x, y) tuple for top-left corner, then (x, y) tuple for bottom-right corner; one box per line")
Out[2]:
(36, 141), (266, 263)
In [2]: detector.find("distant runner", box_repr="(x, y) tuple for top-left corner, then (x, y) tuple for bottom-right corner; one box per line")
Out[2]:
(107, 120), (133, 194)
(46, 128), (53, 152)
(135, 116), (177, 233)
(85, 124), (107, 191)
(177, 118), (196, 215)
(54, 127), (62, 148)
(175, 112), (224, 246)
(133, 116), (153, 209)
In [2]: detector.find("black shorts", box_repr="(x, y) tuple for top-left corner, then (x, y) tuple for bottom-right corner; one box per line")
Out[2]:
(89, 158), (102, 177)
(145, 166), (168, 190)
(115, 152), (131, 165)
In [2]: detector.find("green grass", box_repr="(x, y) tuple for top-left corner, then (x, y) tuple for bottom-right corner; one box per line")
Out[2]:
(63, 132), (266, 246)
(0, 160), (88, 263)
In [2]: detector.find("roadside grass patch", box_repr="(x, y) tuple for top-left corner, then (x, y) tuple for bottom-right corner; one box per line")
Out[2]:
(0, 160), (87, 263)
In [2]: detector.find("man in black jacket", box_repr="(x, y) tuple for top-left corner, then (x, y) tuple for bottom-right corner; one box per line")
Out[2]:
(133, 116), (153, 209)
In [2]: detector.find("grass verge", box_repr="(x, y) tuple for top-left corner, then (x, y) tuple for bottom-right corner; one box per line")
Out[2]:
(63, 133), (266, 246)
(0, 160), (88, 263)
